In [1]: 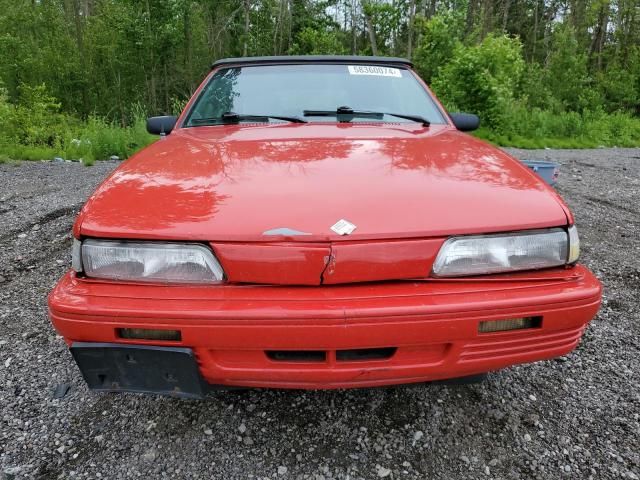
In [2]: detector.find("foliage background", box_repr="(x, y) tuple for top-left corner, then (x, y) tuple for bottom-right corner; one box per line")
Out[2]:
(0, 0), (639, 162)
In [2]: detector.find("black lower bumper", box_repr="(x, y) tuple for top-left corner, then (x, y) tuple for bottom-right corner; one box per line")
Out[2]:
(70, 343), (206, 399)
(70, 343), (488, 397)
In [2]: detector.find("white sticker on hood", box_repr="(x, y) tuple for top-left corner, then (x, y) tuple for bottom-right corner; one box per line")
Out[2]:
(330, 219), (357, 235)
(348, 65), (402, 77)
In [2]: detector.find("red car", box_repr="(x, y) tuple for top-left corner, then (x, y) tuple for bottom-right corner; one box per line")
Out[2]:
(49, 56), (601, 397)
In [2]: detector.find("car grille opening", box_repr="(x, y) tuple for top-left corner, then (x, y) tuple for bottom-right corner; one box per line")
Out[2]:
(265, 348), (398, 363)
(478, 316), (542, 334)
(266, 350), (327, 362)
(336, 347), (397, 361)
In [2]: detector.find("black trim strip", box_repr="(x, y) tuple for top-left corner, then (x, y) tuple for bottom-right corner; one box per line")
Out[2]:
(211, 55), (413, 69)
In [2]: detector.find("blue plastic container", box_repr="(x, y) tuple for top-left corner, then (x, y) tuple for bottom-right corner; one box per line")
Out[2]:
(521, 160), (559, 186)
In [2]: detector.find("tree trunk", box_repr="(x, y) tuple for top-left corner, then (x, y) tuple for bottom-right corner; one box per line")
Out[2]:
(568, 0), (589, 44)
(184, 4), (193, 91)
(363, 3), (378, 55)
(115, 71), (125, 127)
(280, 0), (288, 53)
(480, 0), (493, 39)
(81, 0), (90, 17)
(502, 0), (511, 31)
(243, 0), (250, 57)
(70, 0), (89, 116)
(351, 0), (357, 54)
(391, 0), (398, 54)
(407, 0), (416, 58)
(164, 61), (169, 114)
(428, 0), (436, 17)
(287, 0), (293, 51)
(466, 0), (478, 34)
(145, 0), (157, 112)
(589, 1), (610, 70)
(273, 2), (280, 55)
(532, 0), (539, 61)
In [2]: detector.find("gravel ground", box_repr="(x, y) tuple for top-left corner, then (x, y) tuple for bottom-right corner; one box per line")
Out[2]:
(0, 149), (639, 480)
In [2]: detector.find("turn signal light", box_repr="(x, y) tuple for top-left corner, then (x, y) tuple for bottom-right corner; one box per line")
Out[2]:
(117, 328), (181, 341)
(478, 317), (542, 334)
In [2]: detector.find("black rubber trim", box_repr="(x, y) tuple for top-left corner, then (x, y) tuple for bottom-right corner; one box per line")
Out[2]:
(211, 55), (413, 69)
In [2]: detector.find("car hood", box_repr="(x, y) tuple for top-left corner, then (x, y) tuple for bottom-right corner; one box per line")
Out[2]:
(78, 123), (569, 243)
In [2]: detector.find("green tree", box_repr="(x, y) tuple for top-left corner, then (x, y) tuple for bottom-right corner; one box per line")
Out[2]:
(412, 12), (464, 84)
(290, 27), (347, 54)
(432, 34), (525, 128)
(544, 24), (593, 112)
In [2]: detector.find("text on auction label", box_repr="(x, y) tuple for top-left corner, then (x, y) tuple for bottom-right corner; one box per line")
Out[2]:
(347, 65), (402, 77)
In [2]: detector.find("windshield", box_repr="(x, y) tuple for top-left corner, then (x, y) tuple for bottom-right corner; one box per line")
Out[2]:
(184, 64), (446, 126)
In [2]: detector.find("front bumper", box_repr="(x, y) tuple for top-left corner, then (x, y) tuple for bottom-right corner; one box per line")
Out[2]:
(49, 265), (601, 392)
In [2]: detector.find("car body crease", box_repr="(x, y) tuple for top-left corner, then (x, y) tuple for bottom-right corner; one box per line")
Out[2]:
(319, 244), (335, 285)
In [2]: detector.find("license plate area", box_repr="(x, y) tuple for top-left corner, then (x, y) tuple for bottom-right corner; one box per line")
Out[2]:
(70, 342), (205, 399)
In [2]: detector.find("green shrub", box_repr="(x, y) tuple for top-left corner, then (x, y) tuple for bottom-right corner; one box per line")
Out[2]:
(413, 13), (464, 83)
(596, 64), (640, 113)
(0, 87), (155, 163)
(519, 63), (556, 111)
(431, 34), (525, 128)
(12, 84), (79, 146)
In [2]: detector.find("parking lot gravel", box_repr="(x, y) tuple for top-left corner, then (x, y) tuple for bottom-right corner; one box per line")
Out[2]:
(0, 148), (639, 480)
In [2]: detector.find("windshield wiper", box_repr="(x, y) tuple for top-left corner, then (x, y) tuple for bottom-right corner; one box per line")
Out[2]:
(190, 112), (307, 125)
(303, 106), (382, 120)
(303, 106), (430, 126)
(381, 112), (431, 127)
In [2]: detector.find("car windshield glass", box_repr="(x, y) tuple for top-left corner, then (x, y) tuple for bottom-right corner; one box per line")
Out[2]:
(184, 64), (446, 126)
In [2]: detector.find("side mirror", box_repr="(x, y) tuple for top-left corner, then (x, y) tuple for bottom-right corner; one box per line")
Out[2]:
(449, 112), (480, 132)
(146, 116), (177, 135)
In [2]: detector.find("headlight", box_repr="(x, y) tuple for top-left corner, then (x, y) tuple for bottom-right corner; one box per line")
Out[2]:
(73, 239), (225, 284)
(432, 227), (579, 277)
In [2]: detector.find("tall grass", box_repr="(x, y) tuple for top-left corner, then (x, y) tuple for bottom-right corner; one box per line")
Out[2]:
(0, 113), (155, 165)
(474, 107), (640, 148)
(61, 115), (156, 165)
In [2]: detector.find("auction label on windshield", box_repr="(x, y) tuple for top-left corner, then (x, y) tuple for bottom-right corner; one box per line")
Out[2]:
(348, 65), (402, 77)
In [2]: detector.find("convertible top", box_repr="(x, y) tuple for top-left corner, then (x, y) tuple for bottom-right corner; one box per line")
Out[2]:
(211, 55), (413, 69)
